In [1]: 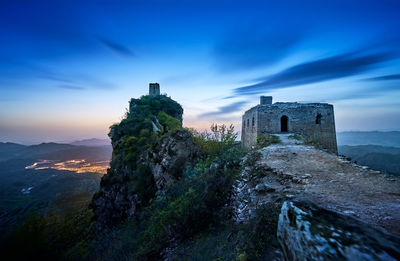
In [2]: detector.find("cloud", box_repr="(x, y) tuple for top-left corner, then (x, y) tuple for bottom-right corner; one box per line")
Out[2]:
(233, 50), (394, 96)
(199, 101), (247, 118)
(213, 24), (305, 72)
(34, 68), (117, 90)
(97, 38), (134, 57)
(364, 74), (400, 81)
(58, 84), (85, 90)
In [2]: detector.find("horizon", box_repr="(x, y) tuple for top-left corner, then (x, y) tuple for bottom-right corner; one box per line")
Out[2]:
(1, 0), (400, 144)
(2, 130), (400, 146)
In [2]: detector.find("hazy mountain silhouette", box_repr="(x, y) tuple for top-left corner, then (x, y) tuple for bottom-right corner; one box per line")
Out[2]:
(70, 138), (110, 146)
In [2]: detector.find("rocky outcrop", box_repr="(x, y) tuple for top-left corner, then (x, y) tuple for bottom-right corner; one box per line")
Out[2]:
(148, 129), (202, 190)
(91, 129), (201, 230)
(277, 200), (400, 261)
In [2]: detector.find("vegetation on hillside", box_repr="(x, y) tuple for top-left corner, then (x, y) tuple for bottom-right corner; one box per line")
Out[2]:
(98, 94), (184, 208)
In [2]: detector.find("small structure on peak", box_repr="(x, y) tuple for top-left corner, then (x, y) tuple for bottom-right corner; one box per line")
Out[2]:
(241, 96), (337, 154)
(149, 83), (160, 96)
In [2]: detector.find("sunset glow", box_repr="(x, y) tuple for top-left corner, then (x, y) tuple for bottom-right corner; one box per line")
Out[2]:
(0, 0), (399, 144)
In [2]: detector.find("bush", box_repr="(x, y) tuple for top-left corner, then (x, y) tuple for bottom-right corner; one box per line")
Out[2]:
(189, 124), (238, 157)
(157, 111), (181, 132)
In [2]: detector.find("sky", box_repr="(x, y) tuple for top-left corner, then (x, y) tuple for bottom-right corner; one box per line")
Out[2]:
(0, 0), (399, 144)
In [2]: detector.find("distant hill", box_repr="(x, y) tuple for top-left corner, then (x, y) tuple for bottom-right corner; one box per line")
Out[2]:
(70, 138), (110, 146)
(0, 142), (111, 162)
(337, 131), (400, 147)
(0, 142), (27, 160)
(338, 145), (400, 175)
(0, 140), (112, 239)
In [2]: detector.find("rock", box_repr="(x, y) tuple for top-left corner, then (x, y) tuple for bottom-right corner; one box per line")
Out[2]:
(149, 129), (202, 190)
(277, 200), (400, 261)
(255, 183), (276, 193)
(151, 121), (161, 132)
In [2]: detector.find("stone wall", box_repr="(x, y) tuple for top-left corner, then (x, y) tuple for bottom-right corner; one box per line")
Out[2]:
(242, 107), (258, 149)
(242, 100), (337, 154)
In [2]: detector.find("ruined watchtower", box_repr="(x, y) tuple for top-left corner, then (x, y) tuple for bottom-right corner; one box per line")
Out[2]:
(241, 96), (338, 154)
(149, 83), (160, 96)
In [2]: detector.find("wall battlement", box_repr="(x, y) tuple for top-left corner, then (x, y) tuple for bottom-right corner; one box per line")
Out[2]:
(241, 97), (338, 154)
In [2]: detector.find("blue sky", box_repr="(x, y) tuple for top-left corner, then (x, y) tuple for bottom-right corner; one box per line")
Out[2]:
(0, 0), (399, 144)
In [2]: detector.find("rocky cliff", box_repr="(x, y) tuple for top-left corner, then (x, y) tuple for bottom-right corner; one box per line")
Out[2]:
(91, 95), (201, 230)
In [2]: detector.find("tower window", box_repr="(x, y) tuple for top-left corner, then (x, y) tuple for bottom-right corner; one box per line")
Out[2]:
(316, 114), (322, 124)
(247, 119), (249, 127)
(252, 117), (255, 126)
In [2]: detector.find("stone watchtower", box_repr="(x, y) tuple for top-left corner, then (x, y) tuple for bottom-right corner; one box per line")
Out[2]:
(149, 83), (160, 96)
(241, 96), (338, 154)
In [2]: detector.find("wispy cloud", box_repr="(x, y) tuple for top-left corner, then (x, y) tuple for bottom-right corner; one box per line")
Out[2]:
(199, 101), (247, 117)
(58, 84), (85, 90)
(39, 69), (117, 90)
(97, 37), (134, 57)
(364, 74), (400, 81)
(233, 50), (394, 96)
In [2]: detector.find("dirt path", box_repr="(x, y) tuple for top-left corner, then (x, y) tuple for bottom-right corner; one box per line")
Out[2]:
(258, 133), (400, 236)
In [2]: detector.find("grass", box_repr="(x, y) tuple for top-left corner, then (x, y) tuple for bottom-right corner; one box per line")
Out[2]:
(256, 135), (281, 148)
(288, 134), (303, 140)
(269, 135), (281, 144)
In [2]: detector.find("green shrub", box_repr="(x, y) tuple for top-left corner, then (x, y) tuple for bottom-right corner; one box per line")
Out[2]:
(189, 124), (238, 157)
(157, 111), (181, 132)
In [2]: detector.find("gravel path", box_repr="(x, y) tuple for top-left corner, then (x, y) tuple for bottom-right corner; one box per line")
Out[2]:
(259, 133), (400, 236)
